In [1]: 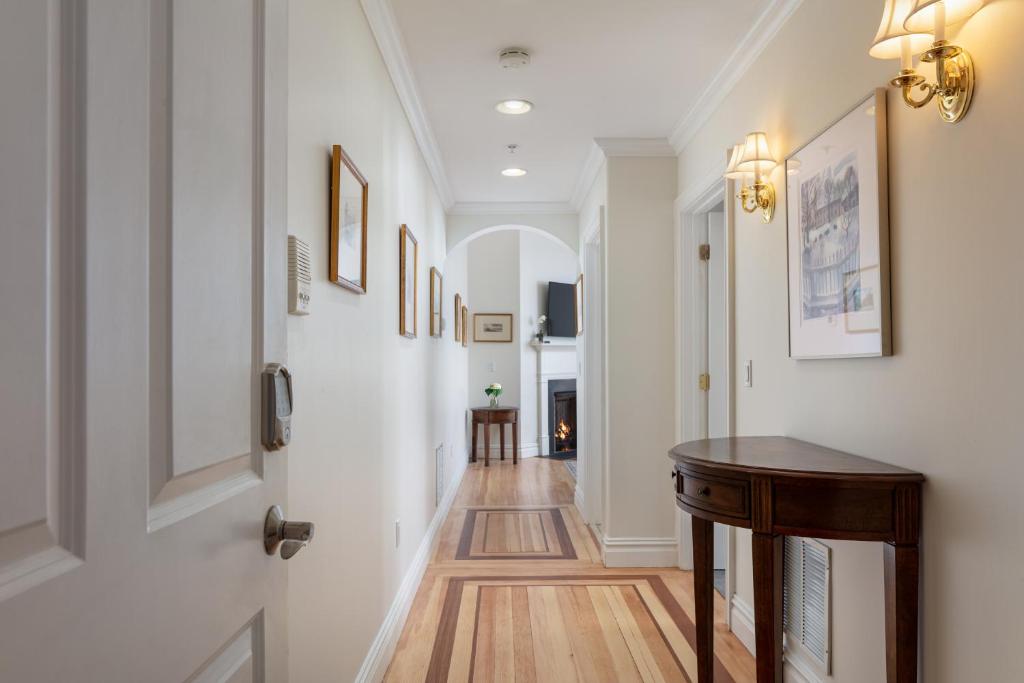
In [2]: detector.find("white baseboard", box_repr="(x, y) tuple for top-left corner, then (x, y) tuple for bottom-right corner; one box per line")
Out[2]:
(574, 486), (585, 514)
(728, 595), (822, 683)
(601, 536), (678, 567)
(354, 457), (468, 683)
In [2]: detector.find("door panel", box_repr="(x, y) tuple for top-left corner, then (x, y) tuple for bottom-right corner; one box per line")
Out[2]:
(0, 1), (289, 681)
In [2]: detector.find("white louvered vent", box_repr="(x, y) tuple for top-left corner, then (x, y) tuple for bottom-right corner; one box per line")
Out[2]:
(287, 235), (311, 315)
(783, 537), (831, 674)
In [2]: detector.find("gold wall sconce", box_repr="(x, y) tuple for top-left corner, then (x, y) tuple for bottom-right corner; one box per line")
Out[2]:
(724, 132), (777, 223)
(870, 0), (985, 123)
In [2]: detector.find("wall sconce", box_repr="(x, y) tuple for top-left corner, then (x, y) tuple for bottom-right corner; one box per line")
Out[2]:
(723, 132), (777, 223)
(870, 0), (985, 123)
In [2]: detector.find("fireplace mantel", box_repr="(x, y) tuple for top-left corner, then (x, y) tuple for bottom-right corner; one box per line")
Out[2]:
(532, 338), (577, 456)
(529, 338), (577, 348)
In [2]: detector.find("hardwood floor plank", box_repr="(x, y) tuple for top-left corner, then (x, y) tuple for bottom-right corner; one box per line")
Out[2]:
(446, 583), (478, 683)
(620, 585), (688, 683)
(588, 585), (645, 683)
(556, 585), (619, 683)
(474, 586), (497, 683)
(603, 584), (667, 683)
(511, 586), (537, 683)
(492, 586), (515, 683)
(528, 586), (579, 683)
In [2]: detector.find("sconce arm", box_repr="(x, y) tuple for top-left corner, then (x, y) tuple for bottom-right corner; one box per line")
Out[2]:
(901, 82), (936, 109)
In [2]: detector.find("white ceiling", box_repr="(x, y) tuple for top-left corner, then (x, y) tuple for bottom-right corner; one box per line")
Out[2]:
(387, 0), (774, 207)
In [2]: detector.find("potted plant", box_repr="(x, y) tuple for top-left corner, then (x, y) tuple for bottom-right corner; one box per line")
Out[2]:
(535, 314), (548, 343)
(484, 383), (503, 407)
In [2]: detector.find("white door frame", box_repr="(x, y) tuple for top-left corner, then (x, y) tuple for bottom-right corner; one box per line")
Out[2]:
(578, 207), (608, 531)
(674, 166), (737, 620)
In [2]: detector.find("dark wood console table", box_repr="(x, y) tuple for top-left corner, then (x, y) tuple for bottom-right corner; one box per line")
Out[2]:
(471, 406), (519, 466)
(668, 437), (924, 683)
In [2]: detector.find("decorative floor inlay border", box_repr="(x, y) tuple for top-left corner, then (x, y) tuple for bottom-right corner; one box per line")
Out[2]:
(424, 575), (737, 683)
(455, 507), (577, 561)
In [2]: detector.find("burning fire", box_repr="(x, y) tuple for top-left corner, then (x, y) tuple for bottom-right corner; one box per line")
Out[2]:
(556, 419), (572, 441)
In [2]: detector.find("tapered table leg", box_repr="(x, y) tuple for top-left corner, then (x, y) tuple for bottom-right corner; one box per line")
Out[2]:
(471, 422), (478, 463)
(752, 532), (784, 683)
(512, 416), (518, 464)
(691, 515), (715, 682)
(884, 543), (919, 683)
(484, 423), (490, 467)
(500, 424), (506, 461)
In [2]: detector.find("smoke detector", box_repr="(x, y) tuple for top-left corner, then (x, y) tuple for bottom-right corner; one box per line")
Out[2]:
(498, 48), (530, 70)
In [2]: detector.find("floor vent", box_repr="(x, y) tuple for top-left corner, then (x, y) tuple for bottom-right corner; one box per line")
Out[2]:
(783, 536), (831, 676)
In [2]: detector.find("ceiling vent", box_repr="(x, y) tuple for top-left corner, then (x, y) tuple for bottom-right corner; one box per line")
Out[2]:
(498, 47), (530, 69)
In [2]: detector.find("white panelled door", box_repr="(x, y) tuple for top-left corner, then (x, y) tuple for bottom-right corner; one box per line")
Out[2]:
(0, 1), (290, 681)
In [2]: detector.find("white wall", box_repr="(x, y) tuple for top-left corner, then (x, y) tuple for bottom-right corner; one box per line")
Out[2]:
(677, 2), (1024, 680)
(286, 1), (467, 680)
(448, 212), (578, 254)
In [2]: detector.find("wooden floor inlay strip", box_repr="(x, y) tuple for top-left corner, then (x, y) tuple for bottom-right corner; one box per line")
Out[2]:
(456, 508), (577, 560)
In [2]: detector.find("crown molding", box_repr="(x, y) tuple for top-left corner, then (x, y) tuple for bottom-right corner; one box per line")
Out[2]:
(595, 137), (676, 157)
(448, 201), (576, 216)
(668, 0), (805, 153)
(569, 142), (607, 211)
(360, 0), (455, 209)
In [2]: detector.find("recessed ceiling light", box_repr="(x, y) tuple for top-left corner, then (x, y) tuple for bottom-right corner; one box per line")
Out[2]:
(501, 168), (527, 177)
(496, 99), (533, 115)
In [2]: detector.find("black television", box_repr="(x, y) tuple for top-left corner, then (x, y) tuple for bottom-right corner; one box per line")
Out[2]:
(546, 281), (575, 337)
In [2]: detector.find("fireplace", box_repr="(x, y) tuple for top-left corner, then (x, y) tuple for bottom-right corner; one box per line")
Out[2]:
(547, 379), (576, 458)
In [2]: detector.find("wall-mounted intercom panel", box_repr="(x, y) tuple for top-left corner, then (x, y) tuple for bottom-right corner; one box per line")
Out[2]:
(262, 363), (292, 451)
(288, 235), (311, 315)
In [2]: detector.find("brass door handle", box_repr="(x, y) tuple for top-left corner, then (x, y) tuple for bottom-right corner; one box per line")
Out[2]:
(264, 506), (315, 559)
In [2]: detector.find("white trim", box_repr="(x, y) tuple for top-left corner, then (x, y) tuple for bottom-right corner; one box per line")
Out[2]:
(668, 0), (805, 153)
(570, 142), (606, 211)
(601, 536), (678, 568)
(730, 595), (757, 655)
(595, 137), (675, 157)
(354, 456), (468, 683)
(573, 486), (585, 514)
(359, 0), (455, 209)
(448, 201), (575, 216)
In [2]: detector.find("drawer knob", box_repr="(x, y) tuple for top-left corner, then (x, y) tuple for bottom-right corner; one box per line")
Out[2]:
(696, 486), (711, 497)
(671, 470), (678, 479)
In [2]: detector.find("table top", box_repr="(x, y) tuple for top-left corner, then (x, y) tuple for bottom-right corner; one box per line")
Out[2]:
(669, 436), (924, 481)
(471, 405), (519, 412)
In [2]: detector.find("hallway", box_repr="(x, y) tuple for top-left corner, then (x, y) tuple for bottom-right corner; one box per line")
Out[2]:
(385, 459), (754, 682)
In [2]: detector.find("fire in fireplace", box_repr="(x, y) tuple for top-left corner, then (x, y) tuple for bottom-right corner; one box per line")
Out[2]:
(547, 379), (577, 458)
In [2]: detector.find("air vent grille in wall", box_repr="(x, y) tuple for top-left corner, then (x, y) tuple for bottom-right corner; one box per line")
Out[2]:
(784, 536), (832, 675)
(288, 235), (311, 315)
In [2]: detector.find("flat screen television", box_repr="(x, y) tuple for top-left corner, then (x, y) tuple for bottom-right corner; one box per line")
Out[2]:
(546, 281), (575, 337)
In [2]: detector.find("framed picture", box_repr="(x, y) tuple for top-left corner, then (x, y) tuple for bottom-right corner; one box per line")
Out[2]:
(461, 306), (468, 347)
(786, 89), (891, 359)
(454, 293), (462, 342)
(473, 313), (513, 343)
(399, 224), (418, 338)
(429, 267), (443, 338)
(329, 144), (368, 293)
(574, 273), (584, 336)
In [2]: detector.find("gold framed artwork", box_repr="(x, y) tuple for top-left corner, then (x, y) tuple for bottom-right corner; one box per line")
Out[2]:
(454, 293), (462, 342)
(473, 313), (514, 343)
(329, 144), (368, 293)
(429, 267), (443, 338)
(574, 273), (584, 336)
(399, 224), (418, 338)
(461, 306), (469, 347)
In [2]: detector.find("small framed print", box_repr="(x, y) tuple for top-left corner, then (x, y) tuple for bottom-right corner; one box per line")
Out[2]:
(429, 267), (443, 338)
(574, 273), (584, 336)
(399, 224), (418, 338)
(461, 306), (469, 347)
(786, 89), (892, 359)
(454, 293), (462, 342)
(473, 313), (514, 343)
(329, 144), (368, 293)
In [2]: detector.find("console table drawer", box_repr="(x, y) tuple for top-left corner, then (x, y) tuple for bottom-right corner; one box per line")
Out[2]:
(680, 471), (749, 520)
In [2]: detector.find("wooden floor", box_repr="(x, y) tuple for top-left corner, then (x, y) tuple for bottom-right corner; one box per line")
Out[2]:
(385, 458), (755, 682)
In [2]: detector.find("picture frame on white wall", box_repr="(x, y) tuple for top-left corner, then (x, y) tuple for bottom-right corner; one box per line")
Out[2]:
(329, 144), (368, 294)
(399, 224), (418, 338)
(454, 293), (462, 342)
(473, 313), (513, 343)
(785, 88), (892, 359)
(429, 267), (443, 338)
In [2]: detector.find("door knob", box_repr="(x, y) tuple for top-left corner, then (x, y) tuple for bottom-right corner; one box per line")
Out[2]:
(264, 505), (314, 559)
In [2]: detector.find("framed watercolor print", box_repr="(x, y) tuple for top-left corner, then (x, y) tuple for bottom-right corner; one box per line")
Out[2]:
(454, 293), (462, 342)
(473, 313), (513, 343)
(574, 273), (584, 336)
(429, 267), (443, 338)
(399, 224), (418, 338)
(785, 89), (891, 359)
(461, 306), (468, 347)
(329, 144), (368, 293)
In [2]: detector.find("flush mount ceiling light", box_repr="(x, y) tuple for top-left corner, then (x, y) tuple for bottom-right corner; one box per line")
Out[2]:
(498, 47), (530, 70)
(501, 168), (527, 177)
(495, 99), (533, 115)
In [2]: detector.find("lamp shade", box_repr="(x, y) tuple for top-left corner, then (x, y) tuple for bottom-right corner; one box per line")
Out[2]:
(870, 0), (933, 59)
(723, 144), (746, 179)
(905, 0), (985, 31)
(736, 132), (776, 174)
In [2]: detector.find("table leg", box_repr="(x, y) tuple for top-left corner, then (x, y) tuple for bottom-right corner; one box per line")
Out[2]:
(471, 421), (478, 463)
(691, 515), (715, 683)
(500, 424), (506, 461)
(484, 423), (490, 467)
(752, 532), (784, 683)
(884, 543), (919, 683)
(512, 416), (518, 465)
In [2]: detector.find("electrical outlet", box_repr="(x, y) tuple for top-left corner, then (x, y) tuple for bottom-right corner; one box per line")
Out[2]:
(395, 519), (401, 548)
(744, 360), (753, 388)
